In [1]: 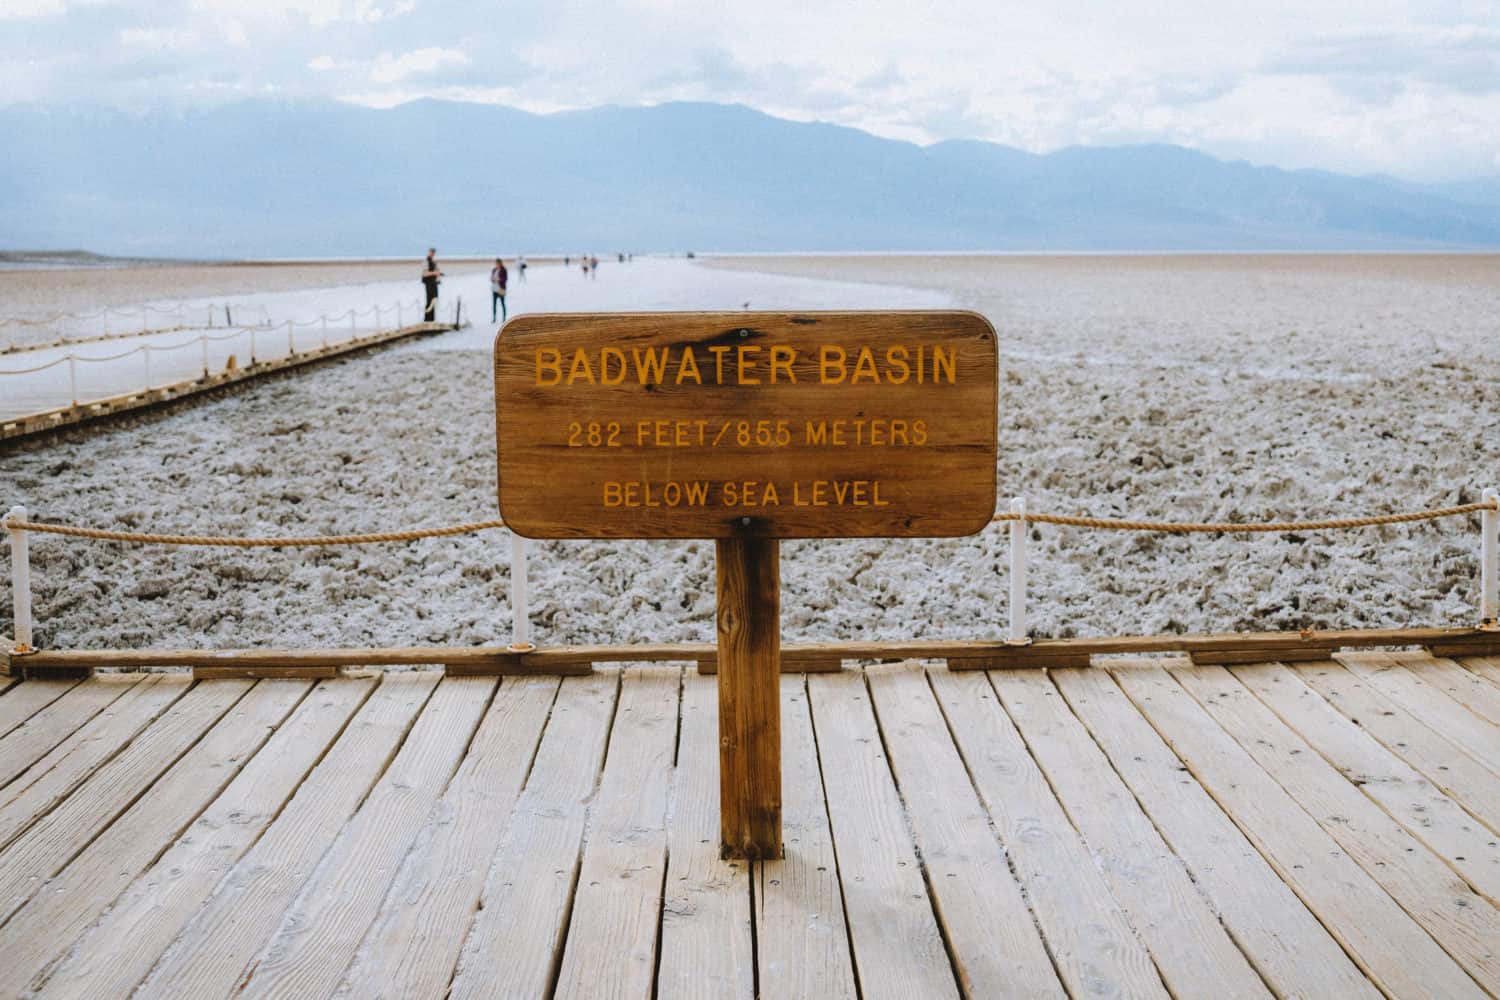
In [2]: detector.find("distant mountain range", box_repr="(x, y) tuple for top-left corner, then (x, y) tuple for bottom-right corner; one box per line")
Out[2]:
(4, 99), (1500, 257)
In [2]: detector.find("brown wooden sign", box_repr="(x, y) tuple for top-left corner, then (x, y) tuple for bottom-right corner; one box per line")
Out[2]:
(495, 311), (998, 539)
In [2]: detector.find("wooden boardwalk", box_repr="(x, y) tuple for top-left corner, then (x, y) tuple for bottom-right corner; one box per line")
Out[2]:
(0, 651), (1497, 998)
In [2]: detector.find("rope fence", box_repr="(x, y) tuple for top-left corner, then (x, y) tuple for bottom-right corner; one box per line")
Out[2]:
(6, 491), (1497, 656)
(0, 298), (436, 419)
(1, 299), (428, 355)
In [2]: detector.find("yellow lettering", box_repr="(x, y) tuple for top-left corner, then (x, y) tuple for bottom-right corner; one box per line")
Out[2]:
(600, 347), (626, 385)
(603, 481), (623, 506)
(676, 347), (702, 385)
(708, 345), (732, 384)
(885, 346), (910, 384)
(535, 348), (562, 386)
(819, 346), (847, 384)
(850, 347), (880, 384)
(632, 346), (668, 384)
(770, 345), (796, 383)
(933, 345), (956, 384)
(805, 420), (827, 445)
(737, 345), (761, 384)
(567, 348), (594, 385)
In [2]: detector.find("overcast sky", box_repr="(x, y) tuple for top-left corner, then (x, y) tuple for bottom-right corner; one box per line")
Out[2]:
(5, 0), (1499, 182)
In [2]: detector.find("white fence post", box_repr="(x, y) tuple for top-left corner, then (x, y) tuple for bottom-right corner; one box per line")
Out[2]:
(250, 327), (258, 365)
(67, 356), (78, 406)
(287, 319), (295, 357)
(1483, 487), (1498, 630)
(1007, 496), (1029, 645)
(509, 534), (534, 651)
(142, 344), (152, 390)
(397, 302), (403, 328)
(201, 335), (209, 377)
(321, 315), (329, 350)
(349, 311), (356, 341)
(5, 506), (32, 654)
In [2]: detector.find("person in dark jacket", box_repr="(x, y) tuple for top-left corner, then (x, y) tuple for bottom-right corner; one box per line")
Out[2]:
(422, 248), (442, 322)
(490, 258), (509, 322)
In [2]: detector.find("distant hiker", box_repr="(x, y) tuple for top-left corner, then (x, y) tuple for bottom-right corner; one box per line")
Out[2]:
(581, 258), (590, 278)
(518, 256), (528, 281)
(490, 258), (509, 322)
(422, 248), (442, 322)
(564, 255), (570, 267)
(589, 254), (599, 278)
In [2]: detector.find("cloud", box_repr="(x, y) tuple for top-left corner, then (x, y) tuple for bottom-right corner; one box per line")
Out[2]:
(369, 47), (472, 84)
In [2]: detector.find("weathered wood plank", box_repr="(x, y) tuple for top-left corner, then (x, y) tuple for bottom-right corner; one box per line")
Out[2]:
(0, 678), (250, 925)
(1295, 660), (1500, 835)
(1235, 662), (1500, 906)
(868, 665), (1065, 998)
(551, 666), (681, 1000)
(445, 671), (618, 1000)
(1116, 664), (1485, 999)
(991, 668), (1269, 999)
(1174, 664), (1500, 994)
(0, 679), (312, 997)
(657, 670), (755, 1000)
(930, 668), (1168, 1000)
(1337, 651), (1500, 774)
(0, 678), (79, 740)
(31, 678), (373, 1000)
(232, 676), (497, 1000)
(717, 537), (781, 858)
(1395, 652), (1500, 727)
(0, 676), (140, 790)
(336, 676), (560, 1000)
(20, 624), (1499, 675)
(754, 674), (857, 1000)
(136, 671), (441, 1000)
(810, 669), (961, 1000)
(0, 675), (187, 853)
(1461, 655), (1500, 690)
(1052, 666), (1379, 999)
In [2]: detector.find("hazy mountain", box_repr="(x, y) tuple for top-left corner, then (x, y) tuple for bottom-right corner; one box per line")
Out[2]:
(3, 99), (1499, 257)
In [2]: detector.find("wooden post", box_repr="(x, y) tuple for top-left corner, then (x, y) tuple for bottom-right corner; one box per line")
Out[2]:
(716, 537), (782, 859)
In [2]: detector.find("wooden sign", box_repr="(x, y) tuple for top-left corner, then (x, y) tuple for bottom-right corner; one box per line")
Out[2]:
(494, 311), (998, 539)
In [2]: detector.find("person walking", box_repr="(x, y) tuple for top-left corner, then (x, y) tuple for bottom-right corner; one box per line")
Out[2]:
(518, 256), (527, 281)
(490, 257), (509, 322)
(422, 248), (442, 322)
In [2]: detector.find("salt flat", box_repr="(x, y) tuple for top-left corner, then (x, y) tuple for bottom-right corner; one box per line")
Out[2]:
(0, 253), (1495, 650)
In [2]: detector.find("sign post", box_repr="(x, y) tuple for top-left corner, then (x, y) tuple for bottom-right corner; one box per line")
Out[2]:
(495, 311), (997, 858)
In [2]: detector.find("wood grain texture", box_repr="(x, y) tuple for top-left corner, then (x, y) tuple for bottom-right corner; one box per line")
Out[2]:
(1392, 652), (1500, 727)
(32, 678), (373, 1000)
(0, 678), (250, 926)
(657, 671), (755, 1000)
(809, 670), (961, 1000)
(868, 665), (1065, 999)
(18, 624), (1500, 675)
(0, 675), (187, 854)
(1116, 664), (1484, 1000)
(232, 676), (498, 1000)
(717, 537), (781, 859)
(1234, 662), (1500, 906)
(1052, 666), (1380, 999)
(136, 671), (441, 1000)
(0, 674), (139, 790)
(0, 679), (79, 740)
(336, 676), (560, 1000)
(0, 679), (312, 997)
(1461, 655), (1500, 690)
(446, 671), (618, 1000)
(1337, 651), (1500, 775)
(551, 666), (680, 1000)
(991, 668), (1269, 999)
(930, 668), (1169, 1000)
(496, 311), (998, 538)
(754, 674), (857, 1000)
(1296, 659), (1500, 835)
(1173, 664), (1500, 994)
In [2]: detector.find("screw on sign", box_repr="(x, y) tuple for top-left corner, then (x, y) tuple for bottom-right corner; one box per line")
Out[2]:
(495, 311), (999, 857)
